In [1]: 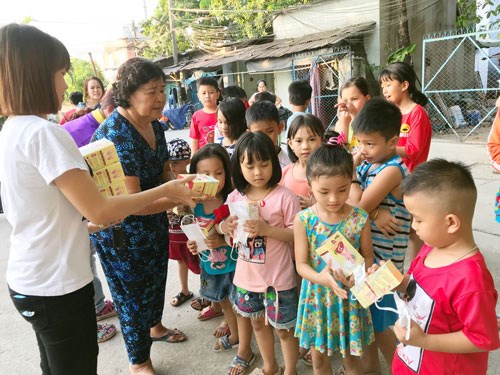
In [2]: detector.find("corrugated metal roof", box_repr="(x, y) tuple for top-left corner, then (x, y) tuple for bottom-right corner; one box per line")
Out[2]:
(163, 21), (375, 74)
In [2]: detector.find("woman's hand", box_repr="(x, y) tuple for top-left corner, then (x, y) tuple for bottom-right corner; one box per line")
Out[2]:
(244, 219), (269, 238)
(87, 218), (124, 233)
(317, 259), (349, 299)
(204, 233), (226, 249)
(187, 240), (199, 255)
(164, 175), (201, 207)
(373, 208), (402, 238)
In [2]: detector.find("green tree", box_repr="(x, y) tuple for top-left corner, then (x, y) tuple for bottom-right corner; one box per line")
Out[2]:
(65, 58), (105, 100)
(139, 0), (311, 59)
(457, 0), (500, 29)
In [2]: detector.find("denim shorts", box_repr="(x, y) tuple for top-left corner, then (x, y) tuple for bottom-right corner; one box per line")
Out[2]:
(230, 286), (298, 330)
(199, 269), (235, 302)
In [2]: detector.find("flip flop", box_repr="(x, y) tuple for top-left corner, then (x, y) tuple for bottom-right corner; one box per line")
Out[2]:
(213, 334), (239, 352)
(151, 328), (187, 343)
(198, 306), (224, 321)
(170, 291), (193, 307)
(226, 353), (256, 375)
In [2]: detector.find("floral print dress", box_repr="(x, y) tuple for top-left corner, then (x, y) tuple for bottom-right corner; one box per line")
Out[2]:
(294, 205), (374, 357)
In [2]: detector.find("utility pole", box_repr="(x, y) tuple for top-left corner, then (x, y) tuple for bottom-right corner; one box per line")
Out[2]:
(88, 52), (98, 76)
(168, 0), (179, 65)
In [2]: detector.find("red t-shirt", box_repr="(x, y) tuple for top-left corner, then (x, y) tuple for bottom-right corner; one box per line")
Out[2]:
(189, 109), (217, 149)
(392, 245), (499, 374)
(398, 104), (432, 172)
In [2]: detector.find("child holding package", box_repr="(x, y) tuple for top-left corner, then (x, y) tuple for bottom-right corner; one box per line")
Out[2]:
(349, 98), (411, 374)
(166, 138), (201, 307)
(186, 144), (239, 351)
(189, 77), (220, 155)
(294, 131), (375, 374)
(380, 159), (499, 374)
(221, 131), (300, 375)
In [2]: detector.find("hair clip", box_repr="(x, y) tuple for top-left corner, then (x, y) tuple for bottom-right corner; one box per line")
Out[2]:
(326, 132), (346, 147)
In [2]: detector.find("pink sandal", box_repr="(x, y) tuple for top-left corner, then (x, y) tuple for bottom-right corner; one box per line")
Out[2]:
(198, 306), (224, 321)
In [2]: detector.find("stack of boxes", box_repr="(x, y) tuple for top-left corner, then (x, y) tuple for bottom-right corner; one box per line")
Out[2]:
(79, 139), (128, 197)
(177, 174), (219, 198)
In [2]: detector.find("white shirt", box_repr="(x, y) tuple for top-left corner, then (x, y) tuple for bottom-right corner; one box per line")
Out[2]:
(0, 116), (92, 296)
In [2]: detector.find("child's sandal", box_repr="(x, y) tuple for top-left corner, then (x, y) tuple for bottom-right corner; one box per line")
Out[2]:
(213, 334), (239, 352)
(226, 353), (256, 375)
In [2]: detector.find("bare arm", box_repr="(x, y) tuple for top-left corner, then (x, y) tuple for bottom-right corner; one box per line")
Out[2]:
(55, 169), (196, 225)
(190, 138), (199, 156)
(294, 215), (348, 299)
(395, 322), (485, 353)
(359, 220), (374, 269)
(396, 146), (408, 158)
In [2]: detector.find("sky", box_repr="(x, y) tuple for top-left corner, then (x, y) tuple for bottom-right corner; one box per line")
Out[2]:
(0, 0), (159, 67)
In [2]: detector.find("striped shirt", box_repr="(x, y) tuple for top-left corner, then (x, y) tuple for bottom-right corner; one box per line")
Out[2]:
(357, 155), (411, 272)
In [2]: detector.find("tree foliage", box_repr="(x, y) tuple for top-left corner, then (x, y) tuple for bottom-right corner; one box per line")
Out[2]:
(457, 0), (500, 29)
(65, 58), (105, 100)
(139, 0), (311, 59)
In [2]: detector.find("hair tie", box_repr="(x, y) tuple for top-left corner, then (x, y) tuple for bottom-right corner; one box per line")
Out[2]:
(326, 132), (346, 147)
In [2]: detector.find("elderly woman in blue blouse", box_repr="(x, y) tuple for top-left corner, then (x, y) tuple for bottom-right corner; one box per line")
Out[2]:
(91, 58), (187, 375)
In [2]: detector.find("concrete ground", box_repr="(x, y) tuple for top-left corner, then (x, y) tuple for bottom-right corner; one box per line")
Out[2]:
(0, 132), (499, 374)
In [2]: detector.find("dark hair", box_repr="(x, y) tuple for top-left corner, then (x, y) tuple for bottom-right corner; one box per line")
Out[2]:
(257, 79), (267, 88)
(0, 23), (70, 115)
(99, 87), (116, 110)
(231, 131), (282, 194)
(401, 159), (477, 202)
(218, 97), (247, 142)
(379, 62), (428, 106)
(306, 130), (353, 181)
(83, 76), (105, 104)
(288, 80), (312, 106)
(351, 98), (401, 140)
(245, 100), (280, 128)
(221, 85), (247, 100)
(113, 58), (165, 109)
(189, 143), (233, 201)
(69, 91), (83, 106)
(341, 77), (370, 97)
(253, 91), (276, 104)
(196, 76), (219, 91)
(287, 114), (325, 163)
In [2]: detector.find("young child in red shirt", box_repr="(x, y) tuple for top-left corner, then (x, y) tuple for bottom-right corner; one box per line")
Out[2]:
(373, 159), (499, 375)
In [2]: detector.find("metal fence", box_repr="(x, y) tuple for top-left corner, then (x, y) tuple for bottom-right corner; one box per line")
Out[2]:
(292, 47), (354, 130)
(422, 29), (500, 140)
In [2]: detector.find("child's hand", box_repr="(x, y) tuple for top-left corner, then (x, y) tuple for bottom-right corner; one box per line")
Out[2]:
(204, 233), (226, 249)
(352, 151), (364, 167)
(298, 195), (314, 209)
(318, 259), (349, 299)
(333, 270), (355, 288)
(373, 208), (402, 238)
(187, 240), (199, 255)
(221, 215), (238, 236)
(366, 262), (383, 275)
(394, 319), (426, 347)
(244, 219), (269, 238)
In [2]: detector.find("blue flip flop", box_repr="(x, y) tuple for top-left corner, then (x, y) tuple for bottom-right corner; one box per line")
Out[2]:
(226, 353), (256, 375)
(213, 334), (239, 352)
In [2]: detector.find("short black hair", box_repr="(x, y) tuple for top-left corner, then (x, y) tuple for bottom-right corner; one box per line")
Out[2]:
(189, 143), (233, 201)
(197, 77), (219, 91)
(113, 57), (165, 109)
(69, 91), (83, 105)
(306, 130), (353, 181)
(245, 100), (280, 128)
(218, 97), (247, 142)
(231, 131), (282, 194)
(288, 80), (312, 106)
(253, 91), (276, 104)
(221, 85), (247, 100)
(351, 97), (401, 140)
(401, 159), (476, 201)
(287, 114), (325, 163)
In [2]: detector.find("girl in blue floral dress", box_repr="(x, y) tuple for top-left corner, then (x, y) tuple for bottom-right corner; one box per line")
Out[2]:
(293, 131), (375, 374)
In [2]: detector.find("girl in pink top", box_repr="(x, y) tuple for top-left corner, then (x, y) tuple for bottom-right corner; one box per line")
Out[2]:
(280, 113), (324, 209)
(220, 131), (300, 375)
